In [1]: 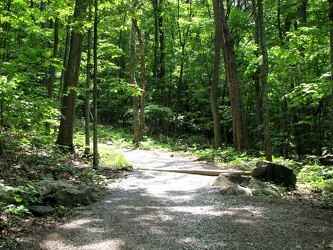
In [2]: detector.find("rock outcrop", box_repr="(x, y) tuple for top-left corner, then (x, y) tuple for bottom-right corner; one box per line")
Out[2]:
(35, 179), (94, 207)
(251, 161), (296, 187)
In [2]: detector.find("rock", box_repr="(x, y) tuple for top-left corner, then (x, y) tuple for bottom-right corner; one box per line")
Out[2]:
(220, 185), (253, 196)
(51, 186), (92, 206)
(28, 205), (55, 216)
(35, 179), (93, 207)
(213, 173), (250, 187)
(251, 161), (296, 187)
(248, 180), (281, 197)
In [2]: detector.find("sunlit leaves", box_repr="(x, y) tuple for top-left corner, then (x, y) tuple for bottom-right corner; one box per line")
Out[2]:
(285, 82), (330, 109)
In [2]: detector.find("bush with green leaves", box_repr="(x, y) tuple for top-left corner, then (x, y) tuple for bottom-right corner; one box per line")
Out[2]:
(0, 180), (41, 216)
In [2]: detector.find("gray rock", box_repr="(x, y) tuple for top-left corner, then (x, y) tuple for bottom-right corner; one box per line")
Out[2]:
(251, 161), (296, 187)
(51, 186), (92, 206)
(35, 179), (93, 207)
(248, 180), (281, 197)
(28, 205), (55, 216)
(213, 173), (250, 187)
(220, 185), (253, 196)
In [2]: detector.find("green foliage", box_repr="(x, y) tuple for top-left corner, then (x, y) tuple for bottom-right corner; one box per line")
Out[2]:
(298, 164), (333, 191)
(0, 180), (39, 216)
(99, 145), (130, 169)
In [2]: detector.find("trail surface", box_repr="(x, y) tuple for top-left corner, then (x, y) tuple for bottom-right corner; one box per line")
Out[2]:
(18, 149), (333, 250)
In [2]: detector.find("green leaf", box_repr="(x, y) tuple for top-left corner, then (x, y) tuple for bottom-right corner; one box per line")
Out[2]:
(14, 196), (23, 203)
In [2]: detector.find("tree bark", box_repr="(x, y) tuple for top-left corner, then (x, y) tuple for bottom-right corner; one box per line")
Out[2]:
(84, 3), (93, 156)
(56, 0), (87, 152)
(130, 20), (140, 145)
(133, 19), (146, 141)
(328, 0), (333, 152)
(158, 0), (166, 104)
(48, 17), (59, 99)
(258, 0), (272, 161)
(129, 0), (146, 145)
(211, 0), (223, 149)
(251, 0), (262, 150)
(93, 0), (99, 168)
(218, 0), (247, 151)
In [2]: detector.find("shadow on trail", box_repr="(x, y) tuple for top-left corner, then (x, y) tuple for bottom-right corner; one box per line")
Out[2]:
(21, 170), (333, 250)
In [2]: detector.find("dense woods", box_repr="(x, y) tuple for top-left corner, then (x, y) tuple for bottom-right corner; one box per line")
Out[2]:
(1, 1), (333, 247)
(0, 0), (332, 158)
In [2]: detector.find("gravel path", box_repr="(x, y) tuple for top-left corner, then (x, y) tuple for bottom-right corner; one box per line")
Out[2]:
(18, 149), (333, 250)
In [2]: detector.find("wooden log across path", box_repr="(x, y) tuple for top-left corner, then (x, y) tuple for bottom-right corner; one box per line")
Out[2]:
(135, 167), (251, 176)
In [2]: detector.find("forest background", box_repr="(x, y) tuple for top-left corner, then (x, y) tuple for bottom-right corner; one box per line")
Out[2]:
(2, 0), (333, 157)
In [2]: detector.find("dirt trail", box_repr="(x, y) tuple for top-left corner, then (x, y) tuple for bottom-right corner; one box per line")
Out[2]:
(17, 149), (333, 250)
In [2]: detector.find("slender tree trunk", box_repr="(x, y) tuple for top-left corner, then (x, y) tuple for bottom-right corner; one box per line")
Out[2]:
(40, 1), (50, 89)
(130, 21), (140, 145)
(0, 1), (11, 155)
(93, 0), (99, 168)
(118, 13), (127, 80)
(277, 0), (284, 45)
(298, 0), (308, 23)
(158, 0), (166, 104)
(152, 0), (159, 83)
(174, 1), (190, 136)
(258, 0), (272, 161)
(328, 0), (333, 152)
(133, 17), (146, 143)
(84, 4), (93, 156)
(56, 0), (87, 152)
(211, 0), (223, 149)
(218, 0), (247, 151)
(48, 17), (59, 99)
(59, 25), (71, 101)
(174, 42), (185, 136)
(253, 22), (262, 150)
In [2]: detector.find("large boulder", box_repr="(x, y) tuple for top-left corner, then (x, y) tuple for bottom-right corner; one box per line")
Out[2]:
(251, 161), (296, 187)
(35, 179), (94, 207)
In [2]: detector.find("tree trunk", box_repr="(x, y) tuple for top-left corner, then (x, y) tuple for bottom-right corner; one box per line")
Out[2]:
(92, 0), (99, 168)
(84, 4), (93, 156)
(158, 0), (166, 105)
(59, 24), (71, 101)
(56, 0), (86, 152)
(133, 17), (146, 144)
(258, 0), (272, 161)
(130, 21), (140, 145)
(48, 17), (59, 99)
(251, 0), (262, 150)
(277, 0), (284, 45)
(211, 0), (223, 149)
(329, 0), (333, 152)
(218, 0), (247, 151)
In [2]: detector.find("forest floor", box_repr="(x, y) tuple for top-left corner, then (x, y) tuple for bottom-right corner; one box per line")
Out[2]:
(9, 148), (333, 249)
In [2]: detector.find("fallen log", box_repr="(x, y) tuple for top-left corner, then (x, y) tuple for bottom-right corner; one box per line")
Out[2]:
(135, 167), (251, 176)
